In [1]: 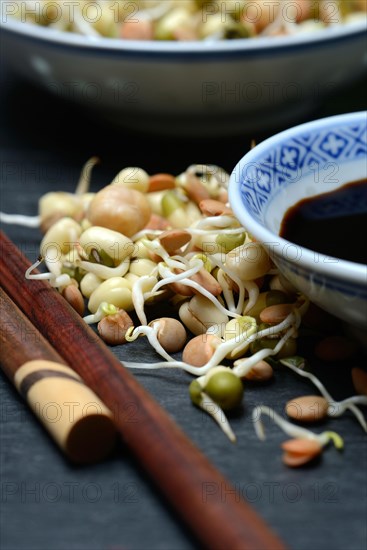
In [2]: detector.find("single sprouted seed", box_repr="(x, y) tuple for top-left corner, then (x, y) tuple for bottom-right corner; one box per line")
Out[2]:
(83, 302), (118, 324)
(280, 357), (367, 432)
(253, 405), (344, 451)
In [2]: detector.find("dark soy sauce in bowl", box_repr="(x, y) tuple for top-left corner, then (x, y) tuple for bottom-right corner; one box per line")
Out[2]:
(280, 179), (367, 265)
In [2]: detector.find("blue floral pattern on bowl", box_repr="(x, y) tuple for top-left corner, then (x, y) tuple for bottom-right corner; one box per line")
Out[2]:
(229, 112), (367, 329)
(239, 119), (367, 224)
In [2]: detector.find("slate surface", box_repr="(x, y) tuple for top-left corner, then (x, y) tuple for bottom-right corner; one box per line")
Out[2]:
(0, 50), (366, 550)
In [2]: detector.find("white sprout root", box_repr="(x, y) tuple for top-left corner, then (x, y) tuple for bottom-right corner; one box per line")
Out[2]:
(124, 310), (300, 377)
(252, 405), (344, 450)
(77, 257), (130, 279)
(25, 257), (71, 289)
(83, 302), (118, 325)
(75, 156), (99, 195)
(0, 213), (40, 227)
(125, 325), (175, 363)
(200, 393), (237, 443)
(253, 405), (321, 442)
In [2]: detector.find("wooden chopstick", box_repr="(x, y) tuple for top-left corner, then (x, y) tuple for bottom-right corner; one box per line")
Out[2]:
(0, 230), (287, 550)
(0, 286), (64, 372)
(0, 287), (117, 463)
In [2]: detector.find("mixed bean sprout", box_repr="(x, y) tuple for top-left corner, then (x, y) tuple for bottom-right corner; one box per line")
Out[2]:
(1, 157), (366, 467)
(9, 1), (367, 41)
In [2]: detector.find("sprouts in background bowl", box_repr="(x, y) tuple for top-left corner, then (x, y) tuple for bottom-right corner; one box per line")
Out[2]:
(6, 1), (367, 41)
(228, 111), (367, 329)
(0, 1), (366, 135)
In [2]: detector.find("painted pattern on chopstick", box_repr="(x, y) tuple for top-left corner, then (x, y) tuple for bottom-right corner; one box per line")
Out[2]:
(0, 288), (117, 464)
(19, 368), (84, 399)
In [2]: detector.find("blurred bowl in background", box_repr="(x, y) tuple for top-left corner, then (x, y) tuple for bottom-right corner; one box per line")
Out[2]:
(0, 13), (366, 136)
(228, 111), (367, 329)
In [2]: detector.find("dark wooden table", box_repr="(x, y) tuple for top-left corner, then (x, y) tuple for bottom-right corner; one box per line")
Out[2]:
(0, 49), (366, 550)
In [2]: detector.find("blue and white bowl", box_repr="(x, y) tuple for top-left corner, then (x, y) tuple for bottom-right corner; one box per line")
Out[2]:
(229, 111), (367, 329)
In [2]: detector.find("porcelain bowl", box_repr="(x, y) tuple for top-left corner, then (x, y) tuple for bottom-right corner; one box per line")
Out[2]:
(0, 14), (366, 136)
(228, 111), (367, 329)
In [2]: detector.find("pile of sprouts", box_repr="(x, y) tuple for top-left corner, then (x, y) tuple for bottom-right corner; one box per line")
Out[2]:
(10, 1), (367, 41)
(1, 156), (366, 467)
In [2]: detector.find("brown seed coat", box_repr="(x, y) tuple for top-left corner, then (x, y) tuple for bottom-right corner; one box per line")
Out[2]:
(285, 395), (329, 423)
(182, 334), (221, 366)
(62, 284), (85, 317)
(148, 173), (176, 193)
(159, 229), (192, 253)
(281, 438), (322, 467)
(260, 303), (294, 324)
(184, 178), (211, 205)
(150, 318), (187, 353)
(199, 199), (233, 217)
(241, 361), (273, 382)
(97, 309), (134, 346)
